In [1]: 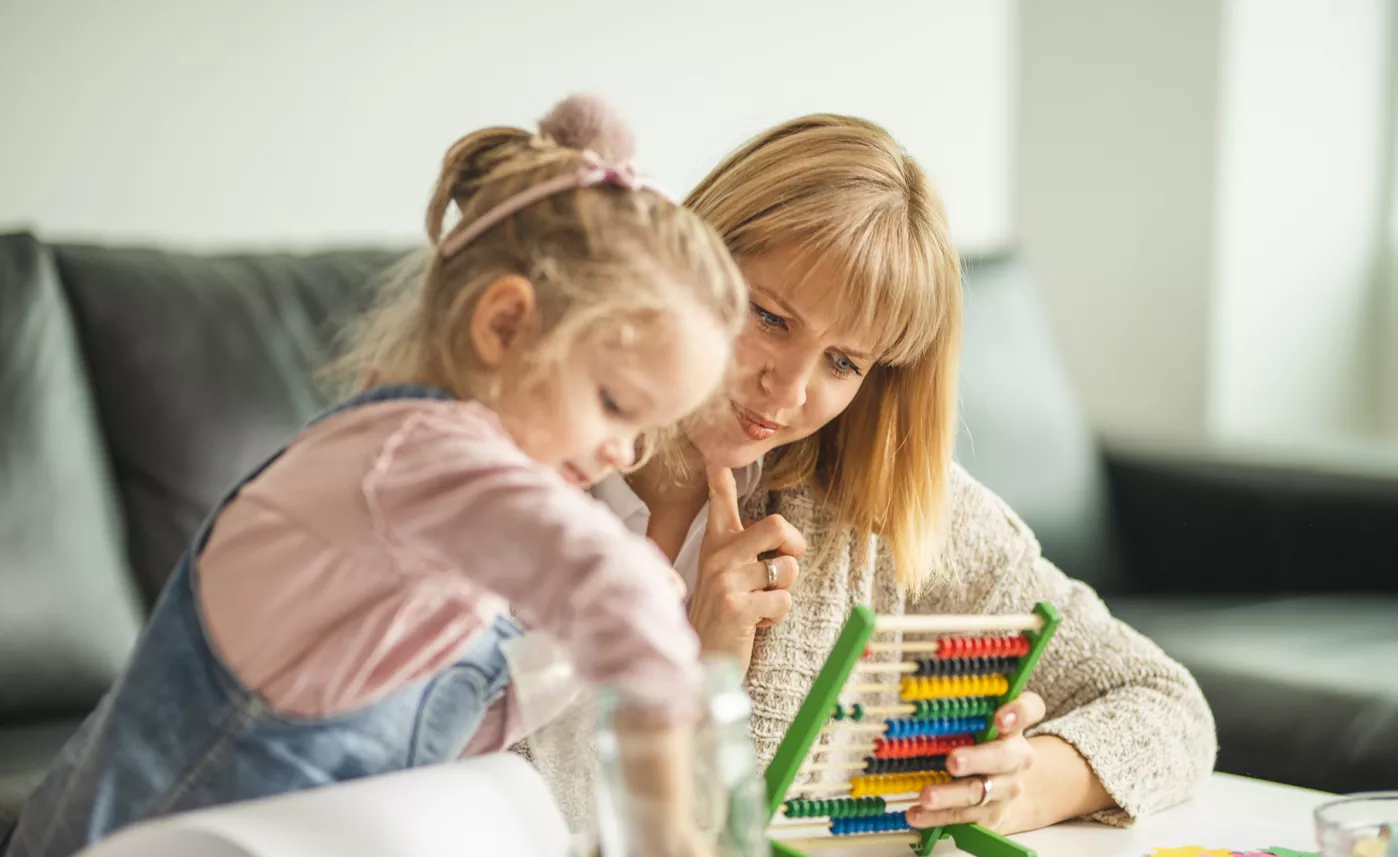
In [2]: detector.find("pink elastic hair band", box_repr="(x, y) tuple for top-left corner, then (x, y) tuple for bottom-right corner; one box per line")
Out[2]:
(438, 150), (673, 260)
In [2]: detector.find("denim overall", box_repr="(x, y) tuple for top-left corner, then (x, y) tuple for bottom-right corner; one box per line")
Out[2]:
(3, 385), (522, 857)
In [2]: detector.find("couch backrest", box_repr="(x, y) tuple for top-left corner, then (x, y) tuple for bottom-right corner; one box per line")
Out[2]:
(51, 242), (399, 605)
(0, 234), (145, 721)
(0, 233), (1119, 724)
(956, 253), (1120, 590)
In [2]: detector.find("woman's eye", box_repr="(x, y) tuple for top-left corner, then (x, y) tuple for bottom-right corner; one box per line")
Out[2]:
(830, 354), (864, 379)
(751, 302), (786, 330)
(599, 388), (625, 417)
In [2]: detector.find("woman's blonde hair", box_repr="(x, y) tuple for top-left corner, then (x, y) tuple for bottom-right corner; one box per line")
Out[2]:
(334, 96), (746, 410)
(686, 114), (963, 591)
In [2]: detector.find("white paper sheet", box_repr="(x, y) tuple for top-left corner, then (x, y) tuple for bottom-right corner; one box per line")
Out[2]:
(77, 753), (570, 857)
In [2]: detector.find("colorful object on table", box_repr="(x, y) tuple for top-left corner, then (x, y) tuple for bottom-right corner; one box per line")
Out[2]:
(1145, 848), (1321, 857)
(763, 603), (1061, 857)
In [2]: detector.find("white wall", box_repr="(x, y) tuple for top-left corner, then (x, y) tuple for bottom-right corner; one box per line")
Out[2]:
(1014, 0), (1224, 443)
(1208, 0), (1392, 445)
(1383, 7), (1398, 439)
(1016, 0), (1395, 449)
(0, 0), (1013, 253)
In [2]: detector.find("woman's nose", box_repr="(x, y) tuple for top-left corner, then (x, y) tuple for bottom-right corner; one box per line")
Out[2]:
(759, 357), (810, 412)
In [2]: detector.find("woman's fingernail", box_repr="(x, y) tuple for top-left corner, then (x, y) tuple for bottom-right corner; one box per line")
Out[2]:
(948, 754), (963, 774)
(1001, 712), (1017, 729)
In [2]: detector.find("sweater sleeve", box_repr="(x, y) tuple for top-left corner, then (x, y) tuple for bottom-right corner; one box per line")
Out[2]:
(363, 406), (700, 714)
(911, 465), (1217, 825)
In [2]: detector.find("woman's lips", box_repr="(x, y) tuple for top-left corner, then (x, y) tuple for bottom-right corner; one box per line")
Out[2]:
(560, 462), (591, 487)
(731, 402), (781, 442)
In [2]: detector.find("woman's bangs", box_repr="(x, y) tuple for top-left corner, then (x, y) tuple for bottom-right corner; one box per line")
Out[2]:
(779, 214), (945, 368)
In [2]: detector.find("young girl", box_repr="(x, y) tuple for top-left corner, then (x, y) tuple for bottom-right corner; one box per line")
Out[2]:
(5, 94), (747, 857)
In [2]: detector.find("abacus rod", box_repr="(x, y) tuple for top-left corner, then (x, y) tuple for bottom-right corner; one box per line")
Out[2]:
(854, 662), (919, 673)
(767, 832), (922, 849)
(821, 723), (887, 734)
(798, 761), (950, 776)
(773, 812), (921, 830)
(844, 683), (902, 693)
(873, 613), (1044, 634)
(800, 761), (875, 773)
(765, 823), (832, 836)
(866, 641), (942, 653)
(776, 798), (920, 816)
(841, 741), (969, 752)
(787, 785), (927, 800)
(836, 704), (915, 716)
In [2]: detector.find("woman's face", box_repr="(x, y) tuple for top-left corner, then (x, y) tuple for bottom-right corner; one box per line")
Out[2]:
(687, 245), (882, 469)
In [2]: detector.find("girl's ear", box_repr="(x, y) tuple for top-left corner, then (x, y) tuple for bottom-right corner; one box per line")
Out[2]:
(469, 275), (537, 368)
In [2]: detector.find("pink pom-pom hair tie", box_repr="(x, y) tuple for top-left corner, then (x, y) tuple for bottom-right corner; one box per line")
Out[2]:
(437, 149), (673, 260)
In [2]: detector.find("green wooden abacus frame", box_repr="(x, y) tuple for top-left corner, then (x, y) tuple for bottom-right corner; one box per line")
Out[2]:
(763, 602), (1062, 857)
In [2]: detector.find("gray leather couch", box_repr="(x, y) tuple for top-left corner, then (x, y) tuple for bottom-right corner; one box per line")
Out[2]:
(2, 232), (1395, 835)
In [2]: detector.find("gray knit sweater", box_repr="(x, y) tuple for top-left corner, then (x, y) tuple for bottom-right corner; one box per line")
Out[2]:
(518, 463), (1218, 831)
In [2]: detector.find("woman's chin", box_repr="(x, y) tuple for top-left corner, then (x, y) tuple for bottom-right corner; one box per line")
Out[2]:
(687, 418), (776, 470)
(693, 434), (769, 471)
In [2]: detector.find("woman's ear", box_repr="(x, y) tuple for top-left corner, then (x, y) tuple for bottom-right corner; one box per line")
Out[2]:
(470, 275), (537, 368)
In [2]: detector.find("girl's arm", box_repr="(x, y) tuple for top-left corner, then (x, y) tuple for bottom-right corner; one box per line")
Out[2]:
(363, 407), (701, 712)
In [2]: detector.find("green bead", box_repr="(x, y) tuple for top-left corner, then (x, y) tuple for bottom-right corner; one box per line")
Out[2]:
(832, 704), (845, 721)
(851, 703), (865, 721)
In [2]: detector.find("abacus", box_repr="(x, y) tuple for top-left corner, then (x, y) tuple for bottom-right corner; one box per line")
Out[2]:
(763, 602), (1061, 857)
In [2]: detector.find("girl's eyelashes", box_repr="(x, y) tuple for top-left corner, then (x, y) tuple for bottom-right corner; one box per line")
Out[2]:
(750, 302), (787, 331)
(599, 388), (626, 417)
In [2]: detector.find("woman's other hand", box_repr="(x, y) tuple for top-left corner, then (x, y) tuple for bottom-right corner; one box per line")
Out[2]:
(907, 692), (1045, 833)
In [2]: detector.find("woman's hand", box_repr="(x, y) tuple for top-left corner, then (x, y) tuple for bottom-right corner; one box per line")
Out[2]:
(686, 466), (805, 673)
(907, 692), (1046, 833)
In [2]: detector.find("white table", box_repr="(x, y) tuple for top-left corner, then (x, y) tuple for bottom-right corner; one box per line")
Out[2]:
(832, 773), (1331, 857)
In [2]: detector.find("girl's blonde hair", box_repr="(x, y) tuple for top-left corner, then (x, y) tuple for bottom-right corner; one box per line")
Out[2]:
(686, 114), (963, 591)
(335, 95), (746, 407)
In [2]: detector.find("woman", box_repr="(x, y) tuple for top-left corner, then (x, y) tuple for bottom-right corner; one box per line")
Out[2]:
(520, 113), (1216, 835)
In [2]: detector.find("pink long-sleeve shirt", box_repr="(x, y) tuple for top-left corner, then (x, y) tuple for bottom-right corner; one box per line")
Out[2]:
(196, 397), (700, 751)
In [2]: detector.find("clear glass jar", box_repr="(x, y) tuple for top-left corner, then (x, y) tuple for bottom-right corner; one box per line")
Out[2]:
(1315, 792), (1398, 856)
(594, 656), (769, 857)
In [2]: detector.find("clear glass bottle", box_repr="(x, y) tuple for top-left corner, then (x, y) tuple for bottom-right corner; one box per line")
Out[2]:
(594, 655), (769, 857)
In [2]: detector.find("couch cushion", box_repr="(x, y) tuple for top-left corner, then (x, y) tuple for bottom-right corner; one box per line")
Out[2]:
(1111, 595), (1398, 793)
(52, 244), (400, 603)
(957, 254), (1120, 590)
(0, 233), (143, 720)
(0, 718), (87, 835)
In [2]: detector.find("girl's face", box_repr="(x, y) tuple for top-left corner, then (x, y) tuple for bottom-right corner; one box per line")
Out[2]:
(493, 302), (732, 489)
(685, 245), (882, 469)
